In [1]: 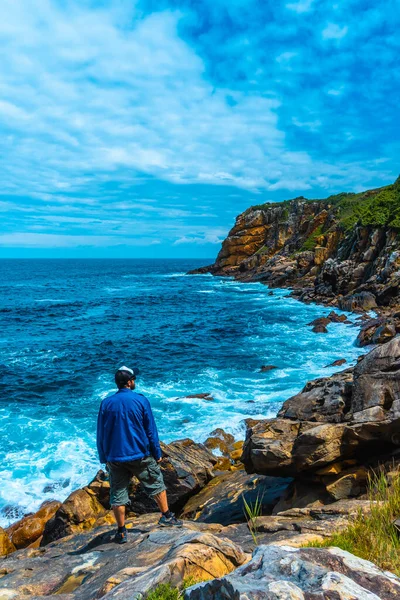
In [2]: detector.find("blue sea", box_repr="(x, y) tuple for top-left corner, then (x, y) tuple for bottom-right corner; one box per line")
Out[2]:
(0, 259), (366, 526)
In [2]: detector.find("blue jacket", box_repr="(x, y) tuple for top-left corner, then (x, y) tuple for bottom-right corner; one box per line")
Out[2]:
(96, 388), (162, 463)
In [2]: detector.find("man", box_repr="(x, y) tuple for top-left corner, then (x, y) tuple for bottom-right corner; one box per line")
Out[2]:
(97, 366), (182, 544)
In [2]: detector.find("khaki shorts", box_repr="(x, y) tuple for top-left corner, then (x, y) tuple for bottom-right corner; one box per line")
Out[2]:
(107, 455), (166, 506)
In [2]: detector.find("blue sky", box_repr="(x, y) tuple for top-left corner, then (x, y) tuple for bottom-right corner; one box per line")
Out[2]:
(0, 0), (399, 258)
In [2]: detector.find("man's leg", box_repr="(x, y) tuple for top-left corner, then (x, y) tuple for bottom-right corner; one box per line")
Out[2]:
(153, 490), (168, 514)
(108, 461), (131, 543)
(135, 457), (182, 527)
(113, 504), (126, 528)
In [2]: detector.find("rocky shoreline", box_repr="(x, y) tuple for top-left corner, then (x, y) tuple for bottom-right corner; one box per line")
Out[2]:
(1, 332), (399, 598)
(1, 181), (400, 598)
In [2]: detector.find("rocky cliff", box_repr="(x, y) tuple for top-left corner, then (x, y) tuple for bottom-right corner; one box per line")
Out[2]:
(194, 177), (400, 312)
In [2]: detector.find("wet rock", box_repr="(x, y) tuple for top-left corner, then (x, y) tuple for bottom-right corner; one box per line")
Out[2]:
(260, 365), (277, 372)
(312, 324), (328, 333)
(213, 457), (232, 472)
(185, 544), (400, 599)
(180, 470), (291, 526)
(0, 516), (248, 599)
(307, 317), (331, 327)
(0, 527), (15, 557)
(204, 429), (235, 457)
(324, 358), (347, 367)
(183, 393), (215, 401)
(327, 311), (347, 323)
(230, 440), (244, 462)
(6, 500), (61, 550)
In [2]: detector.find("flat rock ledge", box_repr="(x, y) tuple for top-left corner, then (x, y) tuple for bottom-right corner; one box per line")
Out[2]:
(185, 544), (400, 599)
(0, 516), (248, 600)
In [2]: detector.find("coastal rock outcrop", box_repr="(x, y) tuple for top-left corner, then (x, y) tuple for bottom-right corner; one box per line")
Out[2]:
(242, 337), (400, 498)
(185, 544), (400, 599)
(180, 471), (291, 526)
(34, 438), (217, 547)
(191, 178), (400, 314)
(0, 516), (248, 599)
(6, 500), (61, 549)
(0, 527), (15, 557)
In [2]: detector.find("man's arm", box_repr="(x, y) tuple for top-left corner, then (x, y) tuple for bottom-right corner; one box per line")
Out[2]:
(142, 396), (162, 461)
(96, 403), (107, 464)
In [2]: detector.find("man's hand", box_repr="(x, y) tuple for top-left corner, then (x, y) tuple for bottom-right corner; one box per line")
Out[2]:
(157, 457), (163, 463)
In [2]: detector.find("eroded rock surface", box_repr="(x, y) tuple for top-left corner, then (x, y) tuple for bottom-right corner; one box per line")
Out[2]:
(181, 471), (291, 525)
(0, 516), (248, 600)
(242, 338), (400, 501)
(185, 544), (400, 599)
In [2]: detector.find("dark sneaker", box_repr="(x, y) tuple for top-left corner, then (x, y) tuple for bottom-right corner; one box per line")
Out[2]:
(114, 529), (128, 544)
(158, 513), (183, 527)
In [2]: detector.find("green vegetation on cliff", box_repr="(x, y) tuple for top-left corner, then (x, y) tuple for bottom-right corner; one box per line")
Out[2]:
(308, 470), (400, 576)
(300, 224), (324, 251)
(245, 177), (400, 232)
(332, 178), (400, 231)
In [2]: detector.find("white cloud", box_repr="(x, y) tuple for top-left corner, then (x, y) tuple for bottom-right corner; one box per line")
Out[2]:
(286, 0), (315, 13)
(322, 23), (348, 40)
(0, 0), (398, 251)
(173, 232), (224, 245)
(0, 232), (161, 248)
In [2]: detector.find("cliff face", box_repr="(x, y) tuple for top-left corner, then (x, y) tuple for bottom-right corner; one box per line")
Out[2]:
(199, 178), (400, 309)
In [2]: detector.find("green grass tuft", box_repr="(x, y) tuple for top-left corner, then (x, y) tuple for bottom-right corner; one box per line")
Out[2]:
(146, 578), (203, 599)
(306, 469), (400, 576)
(147, 584), (180, 600)
(243, 493), (263, 545)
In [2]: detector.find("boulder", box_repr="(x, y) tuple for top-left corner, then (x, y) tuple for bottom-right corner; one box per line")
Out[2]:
(260, 365), (278, 372)
(278, 369), (353, 423)
(351, 336), (400, 421)
(372, 323), (397, 344)
(327, 311), (347, 323)
(324, 465), (368, 501)
(185, 544), (400, 599)
(307, 317), (331, 327)
(6, 500), (61, 549)
(356, 318), (396, 346)
(180, 470), (291, 526)
(338, 291), (377, 312)
(0, 527), (15, 557)
(41, 487), (110, 545)
(312, 324), (328, 333)
(0, 515), (248, 599)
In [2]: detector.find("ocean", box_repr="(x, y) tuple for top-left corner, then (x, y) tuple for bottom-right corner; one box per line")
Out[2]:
(0, 259), (366, 526)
